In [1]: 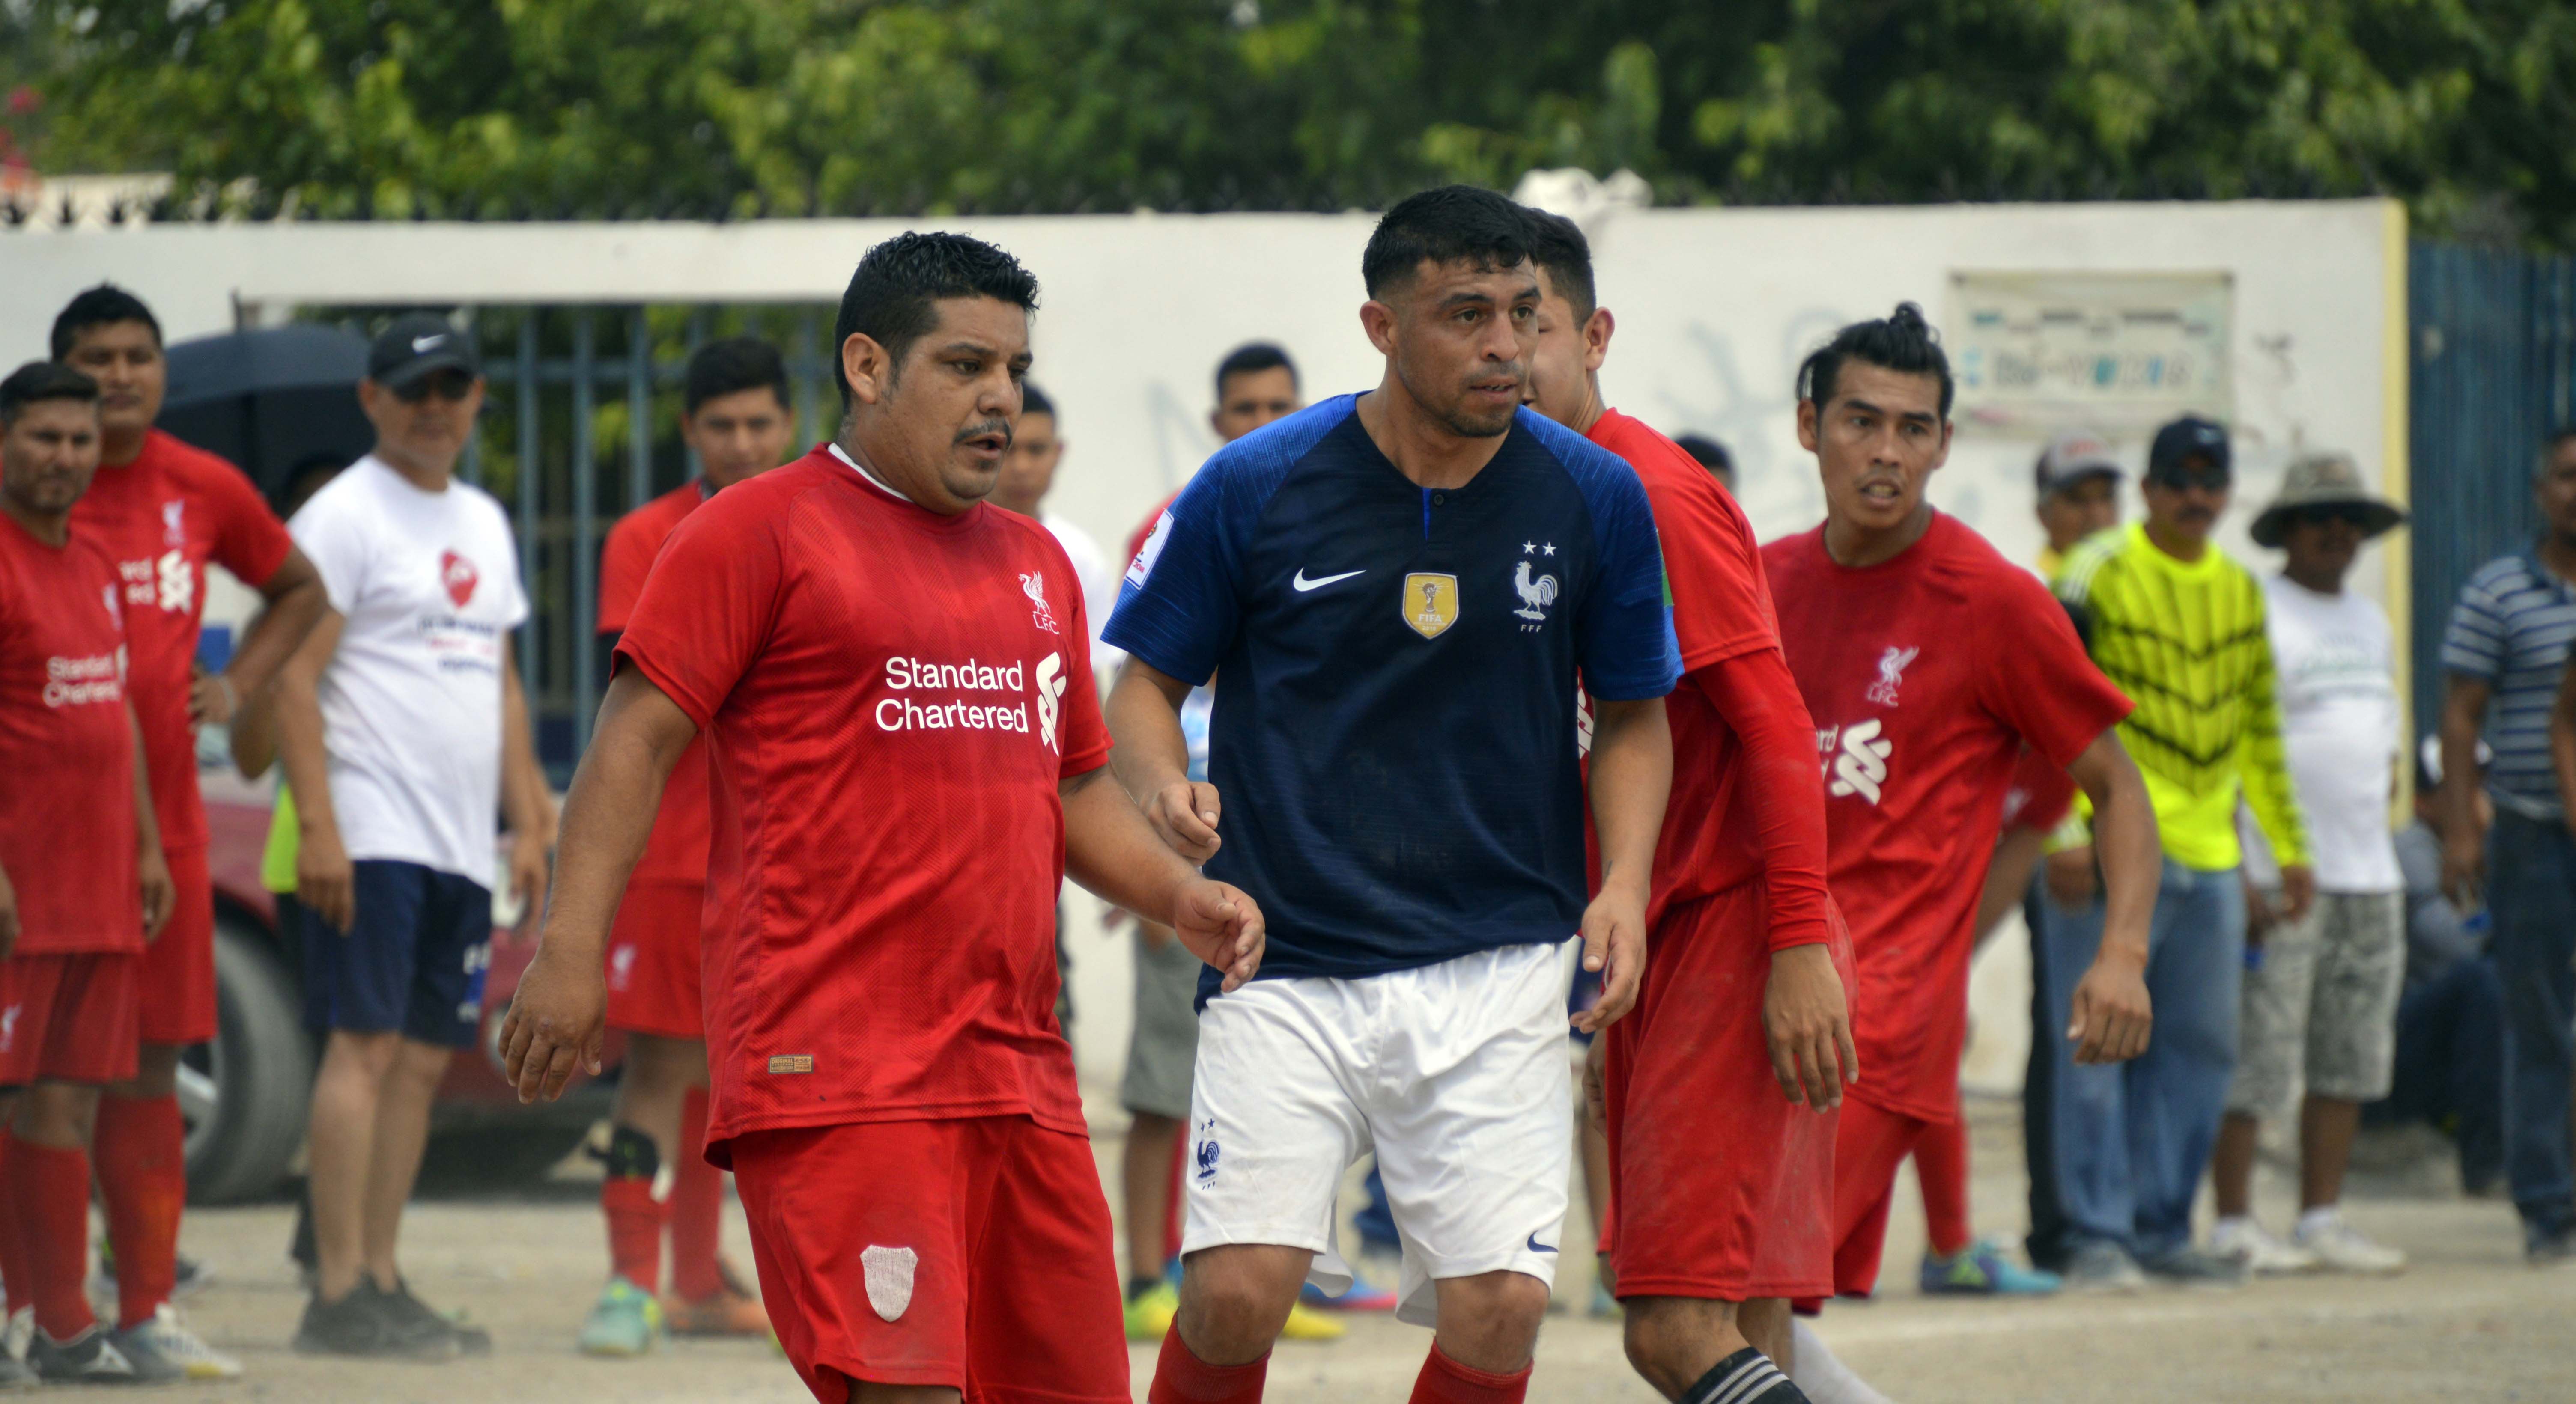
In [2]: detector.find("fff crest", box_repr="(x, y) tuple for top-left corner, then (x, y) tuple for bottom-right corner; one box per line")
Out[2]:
(1402, 572), (1458, 639)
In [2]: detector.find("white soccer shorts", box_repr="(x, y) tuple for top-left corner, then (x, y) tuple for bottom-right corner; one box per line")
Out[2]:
(1181, 940), (1572, 1327)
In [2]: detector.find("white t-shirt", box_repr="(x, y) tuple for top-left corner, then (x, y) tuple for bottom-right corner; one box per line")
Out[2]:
(1042, 509), (1125, 683)
(291, 456), (529, 883)
(2261, 574), (2402, 893)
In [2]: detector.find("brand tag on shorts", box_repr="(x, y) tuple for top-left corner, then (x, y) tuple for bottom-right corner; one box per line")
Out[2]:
(862, 1245), (917, 1321)
(766, 1054), (814, 1074)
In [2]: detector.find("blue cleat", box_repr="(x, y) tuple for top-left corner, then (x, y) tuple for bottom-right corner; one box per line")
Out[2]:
(1920, 1238), (2062, 1296)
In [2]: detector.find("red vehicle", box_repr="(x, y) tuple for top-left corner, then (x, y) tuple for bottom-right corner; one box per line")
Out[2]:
(184, 771), (614, 1202)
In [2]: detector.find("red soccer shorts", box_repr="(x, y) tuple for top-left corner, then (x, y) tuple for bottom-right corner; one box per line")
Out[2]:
(1601, 880), (1854, 1302)
(0, 952), (142, 1086)
(603, 881), (704, 1040)
(135, 845), (215, 1047)
(1792, 1095), (1936, 1311)
(729, 1116), (1127, 1404)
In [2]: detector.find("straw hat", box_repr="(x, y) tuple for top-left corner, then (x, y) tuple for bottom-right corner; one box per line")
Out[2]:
(2248, 452), (2407, 549)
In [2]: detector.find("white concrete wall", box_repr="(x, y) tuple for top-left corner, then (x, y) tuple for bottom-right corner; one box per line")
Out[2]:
(0, 201), (2405, 1091)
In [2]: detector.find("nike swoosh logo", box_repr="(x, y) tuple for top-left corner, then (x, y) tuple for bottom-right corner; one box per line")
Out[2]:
(1292, 568), (1366, 592)
(1527, 1233), (1558, 1254)
(412, 334), (447, 352)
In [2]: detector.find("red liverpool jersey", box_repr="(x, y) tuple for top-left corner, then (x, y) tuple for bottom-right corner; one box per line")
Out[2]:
(71, 430), (292, 850)
(614, 446), (1111, 1162)
(1763, 513), (2130, 1120)
(0, 517), (142, 953)
(599, 480), (714, 888)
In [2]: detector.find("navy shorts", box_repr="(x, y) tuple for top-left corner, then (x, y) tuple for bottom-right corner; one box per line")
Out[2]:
(303, 860), (493, 1048)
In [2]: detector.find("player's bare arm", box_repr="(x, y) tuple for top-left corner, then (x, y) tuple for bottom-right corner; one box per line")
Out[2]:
(1106, 658), (1222, 862)
(502, 668), (699, 1104)
(1577, 695), (1670, 1032)
(189, 543), (326, 727)
(274, 608), (352, 931)
(500, 646), (555, 936)
(2437, 674), (2491, 904)
(1062, 761), (1263, 989)
(1972, 823), (2052, 946)
(2063, 729), (2157, 1064)
(128, 699), (173, 939)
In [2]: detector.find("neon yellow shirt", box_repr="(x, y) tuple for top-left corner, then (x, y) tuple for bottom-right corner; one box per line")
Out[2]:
(2055, 524), (2308, 872)
(261, 788), (298, 895)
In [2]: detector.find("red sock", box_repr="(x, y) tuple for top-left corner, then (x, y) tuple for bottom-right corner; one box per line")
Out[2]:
(94, 1092), (186, 1328)
(9, 1136), (97, 1341)
(1916, 1117), (1974, 1257)
(602, 1176), (665, 1293)
(0, 1132), (30, 1318)
(668, 1088), (725, 1303)
(1146, 1323), (1267, 1404)
(1410, 1344), (1530, 1404)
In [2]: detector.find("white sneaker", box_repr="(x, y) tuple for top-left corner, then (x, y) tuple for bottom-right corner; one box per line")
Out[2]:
(2293, 1214), (2407, 1275)
(2, 1307), (29, 1362)
(114, 1306), (244, 1380)
(2209, 1218), (2319, 1275)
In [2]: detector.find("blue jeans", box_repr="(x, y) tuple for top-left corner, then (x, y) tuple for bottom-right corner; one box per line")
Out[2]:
(2365, 957), (2507, 1194)
(2036, 859), (2245, 1260)
(2488, 812), (2576, 1238)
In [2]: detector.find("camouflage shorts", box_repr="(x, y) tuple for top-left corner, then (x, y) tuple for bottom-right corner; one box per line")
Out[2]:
(2226, 890), (2405, 1115)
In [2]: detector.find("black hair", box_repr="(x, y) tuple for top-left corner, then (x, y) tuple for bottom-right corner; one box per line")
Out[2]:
(1362, 186), (1534, 299)
(1796, 302), (1954, 420)
(0, 361), (101, 425)
(1520, 208), (1596, 318)
(832, 232), (1040, 408)
(1020, 382), (1056, 420)
(1213, 342), (1297, 400)
(49, 283), (163, 360)
(1676, 434), (1732, 476)
(683, 336), (789, 416)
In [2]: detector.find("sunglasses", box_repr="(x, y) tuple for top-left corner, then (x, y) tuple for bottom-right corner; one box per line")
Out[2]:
(393, 370), (477, 404)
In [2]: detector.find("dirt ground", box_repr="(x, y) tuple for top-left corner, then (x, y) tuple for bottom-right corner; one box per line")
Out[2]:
(144, 1098), (2572, 1403)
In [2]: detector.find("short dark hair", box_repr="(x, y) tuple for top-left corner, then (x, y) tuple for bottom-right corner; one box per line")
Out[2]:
(683, 336), (789, 416)
(0, 361), (102, 425)
(50, 284), (164, 360)
(1796, 302), (1953, 419)
(832, 232), (1040, 408)
(1676, 434), (1732, 476)
(1362, 186), (1533, 299)
(1520, 208), (1596, 318)
(1020, 382), (1056, 420)
(1213, 342), (1297, 401)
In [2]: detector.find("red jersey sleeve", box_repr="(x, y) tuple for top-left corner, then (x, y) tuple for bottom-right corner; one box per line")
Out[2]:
(206, 461), (293, 590)
(597, 511), (656, 637)
(1976, 568), (2132, 769)
(2005, 746), (2080, 833)
(612, 499), (783, 730)
(1610, 423), (1776, 672)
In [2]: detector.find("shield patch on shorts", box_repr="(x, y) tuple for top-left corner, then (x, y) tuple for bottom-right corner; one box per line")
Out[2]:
(861, 1245), (918, 1321)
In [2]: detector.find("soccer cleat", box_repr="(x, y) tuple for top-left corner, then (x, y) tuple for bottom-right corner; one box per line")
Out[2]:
(0, 1353), (33, 1392)
(2209, 1218), (2318, 1276)
(114, 1305), (244, 1379)
(1, 1308), (27, 1365)
(1589, 1281), (1622, 1318)
(1123, 1282), (1180, 1342)
(2140, 1244), (2250, 1289)
(373, 1279), (494, 1356)
(27, 1325), (185, 1384)
(578, 1277), (665, 1357)
(2059, 1240), (2147, 1294)
(1277, 1301), (1345, 1342)
(2291, 1213), (2406, 1275)
(295, 1288), (428, 1359)
(1681, 1346), (1807, 1404)
(1919, 1238), (2062, 1295)
(663, 1284), (769, 1339)
(1300, 1277), (1399, 1312)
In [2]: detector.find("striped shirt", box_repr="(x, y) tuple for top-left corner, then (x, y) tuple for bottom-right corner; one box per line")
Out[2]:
(2440, 553), (2576, 820)
(2057, 523), (2308, 871)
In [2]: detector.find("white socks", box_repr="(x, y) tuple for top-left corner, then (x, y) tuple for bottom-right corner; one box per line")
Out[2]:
(1789, 1320), (1896, 1404)
(2295, 1205), (2340, 1238)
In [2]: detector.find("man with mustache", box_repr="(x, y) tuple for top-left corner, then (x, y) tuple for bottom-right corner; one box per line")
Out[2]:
(2039, 414), (2314, 1289)
(1108, 185), (1679, 1404)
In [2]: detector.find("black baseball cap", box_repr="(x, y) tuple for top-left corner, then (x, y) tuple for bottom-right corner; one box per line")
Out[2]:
(2147, 415), (2230, 486)
(367, 314), (480, 390)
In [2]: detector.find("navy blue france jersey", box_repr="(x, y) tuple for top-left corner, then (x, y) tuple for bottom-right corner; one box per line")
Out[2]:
(1104, 395), (1681, 995)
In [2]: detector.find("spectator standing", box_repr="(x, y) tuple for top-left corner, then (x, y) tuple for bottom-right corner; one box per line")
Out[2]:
(274, 316), (553, 1356)
(51, 285), (328, 1378)
(576, 338), (793, 1356)
(1121, 343), (1303, 568)
(2440, 425), (2576, 1264)
(0, 362), (177, 1383)
(2032, 431), (2124, 579)
(2206, 453), (2411, 1276)
(2040, 414), (2314, 1289)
